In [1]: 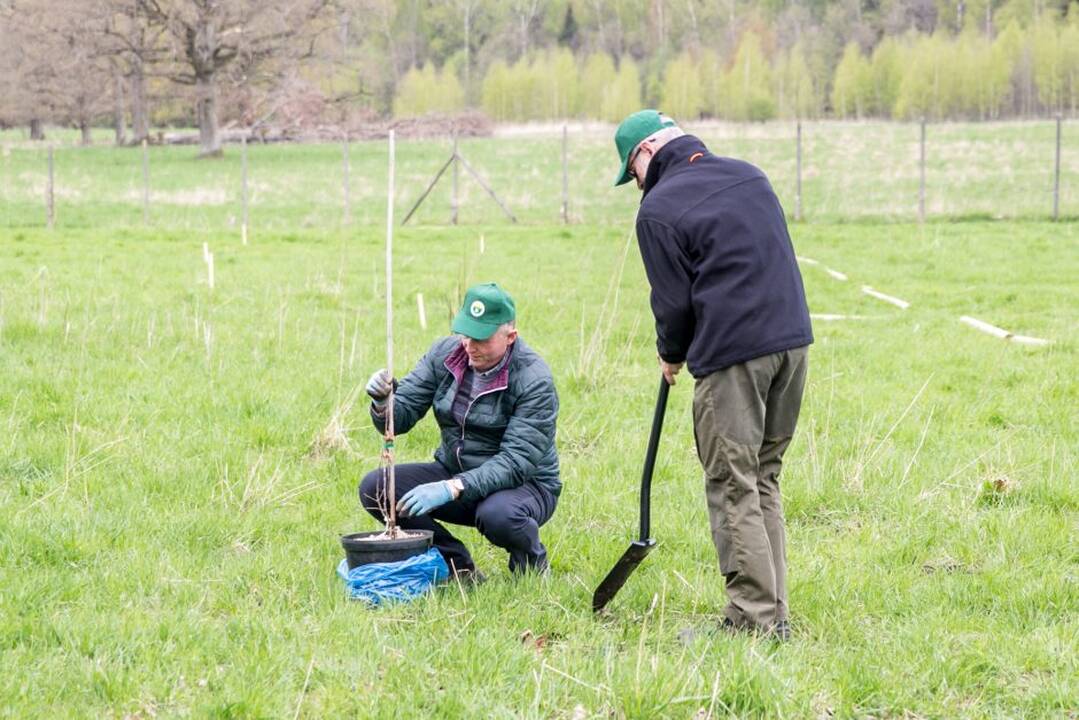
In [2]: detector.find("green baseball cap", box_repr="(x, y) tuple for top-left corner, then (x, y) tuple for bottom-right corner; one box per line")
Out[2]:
(452, 282), (516, 340)
(613, 109), (677, 186)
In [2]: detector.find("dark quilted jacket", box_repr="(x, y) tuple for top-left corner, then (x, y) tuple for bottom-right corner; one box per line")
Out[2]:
(371, 336), (560, 500)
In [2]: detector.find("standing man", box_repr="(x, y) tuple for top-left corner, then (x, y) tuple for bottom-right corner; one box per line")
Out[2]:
(360, 282), (559, 581)
(613, 110), (813, 640)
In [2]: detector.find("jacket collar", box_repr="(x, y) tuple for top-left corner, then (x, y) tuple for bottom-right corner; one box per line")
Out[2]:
(443, 340), (515, 390)
(642, 135), (709, 199)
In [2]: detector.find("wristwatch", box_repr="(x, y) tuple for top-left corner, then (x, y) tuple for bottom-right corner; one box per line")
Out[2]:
(448, 477), (465, 499)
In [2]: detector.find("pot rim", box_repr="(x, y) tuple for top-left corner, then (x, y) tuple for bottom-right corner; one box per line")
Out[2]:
(340, 529), (434, 551)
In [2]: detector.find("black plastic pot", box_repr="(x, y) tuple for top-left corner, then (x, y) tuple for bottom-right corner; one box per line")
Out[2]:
(340, 529), (434, 569)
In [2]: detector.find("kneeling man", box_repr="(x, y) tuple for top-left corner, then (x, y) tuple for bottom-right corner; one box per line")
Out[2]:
(359, 282), (559, 580)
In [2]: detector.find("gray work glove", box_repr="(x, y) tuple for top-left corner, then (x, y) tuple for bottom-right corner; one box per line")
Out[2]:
(365, 369), (394, 408)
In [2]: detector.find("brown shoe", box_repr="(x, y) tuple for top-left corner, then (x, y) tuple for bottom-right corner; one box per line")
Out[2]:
(450, 567), (487, 587)
(722, 617), (790, 642)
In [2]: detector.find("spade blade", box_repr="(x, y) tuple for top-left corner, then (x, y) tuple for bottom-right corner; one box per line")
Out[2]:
(591, 539), (656, 612)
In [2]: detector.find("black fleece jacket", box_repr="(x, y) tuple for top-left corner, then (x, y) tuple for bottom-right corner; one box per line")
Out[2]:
(635, 135), (813, 377)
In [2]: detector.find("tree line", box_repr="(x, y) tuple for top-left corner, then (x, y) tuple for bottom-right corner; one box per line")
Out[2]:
(2, 1), (1077, 157)
(401, 9), (1079, 122)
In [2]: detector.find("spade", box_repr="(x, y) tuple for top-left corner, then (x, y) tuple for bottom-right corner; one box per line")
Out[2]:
(592, 374), (670, 613)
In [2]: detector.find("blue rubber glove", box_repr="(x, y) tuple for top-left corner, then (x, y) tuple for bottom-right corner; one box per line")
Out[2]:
(397, 481), (454, 517)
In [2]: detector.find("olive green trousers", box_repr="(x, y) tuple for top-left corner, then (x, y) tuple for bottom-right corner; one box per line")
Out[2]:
(692, 346), (808, 629)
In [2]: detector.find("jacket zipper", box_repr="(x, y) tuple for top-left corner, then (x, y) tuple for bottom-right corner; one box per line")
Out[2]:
(457, 383), (507, 471)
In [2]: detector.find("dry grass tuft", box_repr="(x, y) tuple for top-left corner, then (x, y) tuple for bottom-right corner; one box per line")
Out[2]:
(308, 385), (362, 461)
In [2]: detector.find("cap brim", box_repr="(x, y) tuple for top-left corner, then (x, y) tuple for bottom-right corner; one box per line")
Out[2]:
(613, 156), (633, 186)
(451, 312), (498, 340)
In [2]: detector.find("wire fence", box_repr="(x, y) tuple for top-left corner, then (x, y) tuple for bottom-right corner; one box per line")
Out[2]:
(1, 119), (1074, 232)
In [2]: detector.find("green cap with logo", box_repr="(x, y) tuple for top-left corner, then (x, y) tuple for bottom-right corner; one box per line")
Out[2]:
(452, 282), (516, 340)
(613, 109), (677, 186)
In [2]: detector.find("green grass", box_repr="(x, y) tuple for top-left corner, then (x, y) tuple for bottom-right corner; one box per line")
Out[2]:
(2, 119), (1078, 229)
(1, 216), (1076, 717)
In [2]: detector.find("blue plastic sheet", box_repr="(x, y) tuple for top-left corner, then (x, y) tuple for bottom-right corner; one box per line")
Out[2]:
(336, 548), (450, 606)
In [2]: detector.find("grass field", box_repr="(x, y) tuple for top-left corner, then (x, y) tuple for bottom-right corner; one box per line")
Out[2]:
(2, 120), (1078, 229)
(1, 127), (1077, 718)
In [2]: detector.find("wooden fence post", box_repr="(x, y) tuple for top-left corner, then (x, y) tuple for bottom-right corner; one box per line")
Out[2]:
(451, 133), (459, 225)
(561, 123), (569, 224)
(142, 138), (150, 225)
(342, 134), (351, 226)
(919, 117), (926, 223)
(795, 120), (803, 222)
(1053, 114), (1062, 221)
(46, 146), (55, 229)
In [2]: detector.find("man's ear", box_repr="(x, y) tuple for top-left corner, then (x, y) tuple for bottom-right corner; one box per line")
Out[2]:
(506, 328), (519, 344)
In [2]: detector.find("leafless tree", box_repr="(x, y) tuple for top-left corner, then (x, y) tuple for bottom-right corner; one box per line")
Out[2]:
(509, 0), (545, 59)
(1, 0), (112, 143)
(97, 0), (167, 144)
(138, 0), (329, 157)
(455, 0), (481, 101)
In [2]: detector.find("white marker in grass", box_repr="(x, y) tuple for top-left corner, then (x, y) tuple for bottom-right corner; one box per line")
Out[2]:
(796, 255), (819, 265)
(959, 316), (1049, 345)
(479, 234), (485, 254)
(206, 251), (215, 290)
(861, 285), (909, 309)
(959, 315), (1009, 338)
(416, 292), (427, 330)
(1010, 335), (1050, 346)
(202, 242), (210, 263)
(811, 313), (869, 321)
(241, 134), (249, 246)
(825, 267), (848, 281)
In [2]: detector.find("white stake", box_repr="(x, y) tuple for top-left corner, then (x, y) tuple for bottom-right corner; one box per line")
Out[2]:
(386, 130), (395, 379)
(202, 242), (210, 263)
(479, 234), (485, 254)
(206, 251), (215, 290)
(385, 129), (397, 529)
(861, 285), (909, 309)
(241, 134), (249, 246)
(959, 315), (1009, 339)
(959, 316), (1050, 345)
(1010, 335), (1050, 346)
(796, 255), (819, 265)
(811, 313), (869, 321)
(825, 267), (848, 281)
(416, 292), (427, 330)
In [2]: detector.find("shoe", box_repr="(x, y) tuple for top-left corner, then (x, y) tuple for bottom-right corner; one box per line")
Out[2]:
(509, 554), (550, 577)
(451, 567), (487, 587)
(681, 617), (788, 644)
(720, 617), (742, 635)
(523, 557), (550, 578)
(721, 617), (789, 641)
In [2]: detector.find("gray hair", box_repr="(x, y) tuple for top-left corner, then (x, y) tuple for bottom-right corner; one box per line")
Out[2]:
(635, 125), (685, 155)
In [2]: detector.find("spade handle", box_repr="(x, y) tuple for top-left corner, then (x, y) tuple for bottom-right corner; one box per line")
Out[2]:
(639, 375), (670, 540)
